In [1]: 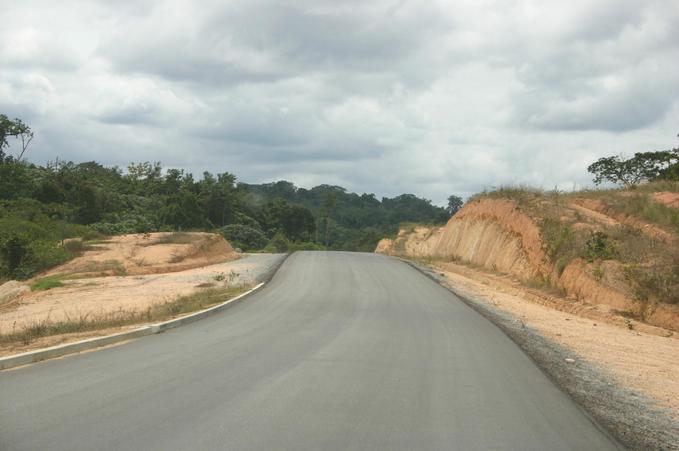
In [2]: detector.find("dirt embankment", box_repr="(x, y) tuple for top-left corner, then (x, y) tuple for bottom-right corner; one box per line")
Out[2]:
(652, 191), (679, 209)
(379, 199), (548, 280)
(376, 197), (679, 332)
(42, 232), (238, 278)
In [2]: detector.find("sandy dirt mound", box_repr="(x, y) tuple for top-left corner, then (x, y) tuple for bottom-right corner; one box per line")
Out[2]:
(41, 232), (238, 279)
(0, 281), (30, 306)
(653, 191), (679, 209)
(374, 238), (394, 254)
(0, 254), (282, 338)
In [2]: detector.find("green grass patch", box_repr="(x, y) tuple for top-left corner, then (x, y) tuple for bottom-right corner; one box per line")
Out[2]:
(30, 276), (66, 291)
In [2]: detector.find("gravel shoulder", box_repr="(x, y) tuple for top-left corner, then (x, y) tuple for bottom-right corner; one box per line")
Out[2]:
(406, 258), (679, 450)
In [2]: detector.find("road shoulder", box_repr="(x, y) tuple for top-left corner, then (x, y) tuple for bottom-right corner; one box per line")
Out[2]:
(403, 258), (679, 451)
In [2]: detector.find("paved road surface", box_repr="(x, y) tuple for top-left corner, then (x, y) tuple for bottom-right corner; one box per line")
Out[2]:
(0, 252), (617, 450)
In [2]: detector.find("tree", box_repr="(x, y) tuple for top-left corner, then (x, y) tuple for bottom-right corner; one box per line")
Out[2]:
(199, 171), (238, 226)
(219, 224), (267, 250)
(446, 195), (464, 216)
(320, 192), (336, 246)
(0, 114), (34, 160)
(654, 134), (679, 181)
(587, 146), (679, 187)
(259, 198), (315, 241)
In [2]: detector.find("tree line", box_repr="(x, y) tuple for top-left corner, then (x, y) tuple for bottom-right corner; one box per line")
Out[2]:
(0, 116), (451, 279)
(587, 135), (679, 187)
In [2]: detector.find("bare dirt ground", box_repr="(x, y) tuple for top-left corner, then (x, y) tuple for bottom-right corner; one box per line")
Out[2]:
(652, 191), (679, 209)
(570, 198), (676, 243)
(427, 259), (679, 418)
(0, 254), (282, 335)
(0, 232), (285, 356)
(42, 232), (238, 278)
(0, 254), (283, 357)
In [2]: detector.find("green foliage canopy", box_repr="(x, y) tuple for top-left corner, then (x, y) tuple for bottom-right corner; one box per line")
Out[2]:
(588, 136), (679, 187)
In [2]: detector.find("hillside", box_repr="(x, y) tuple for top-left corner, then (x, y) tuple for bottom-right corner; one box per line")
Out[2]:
(377, 182), (679, 331)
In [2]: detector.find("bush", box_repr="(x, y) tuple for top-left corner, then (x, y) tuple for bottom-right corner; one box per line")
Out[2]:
(219, 224), (268, 250)
(90, 215), (155, 235)
(266, 232), (290, 253)
(584, 231), (617, 262)
(233, 212), (262, 230)
(289, 241), (326, 251)
(0, 216), (72, 279)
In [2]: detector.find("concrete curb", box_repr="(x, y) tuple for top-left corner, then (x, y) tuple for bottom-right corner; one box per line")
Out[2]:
(0, 283), (265, 371)
(0, 326), (154, 371)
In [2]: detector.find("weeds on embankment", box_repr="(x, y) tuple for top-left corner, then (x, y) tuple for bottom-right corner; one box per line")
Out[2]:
(470, 183), (679, 310)
(0, 285), (251, 346)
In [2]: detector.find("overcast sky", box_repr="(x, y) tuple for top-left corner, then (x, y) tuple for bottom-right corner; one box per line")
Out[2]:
(1, 0), (678, 203)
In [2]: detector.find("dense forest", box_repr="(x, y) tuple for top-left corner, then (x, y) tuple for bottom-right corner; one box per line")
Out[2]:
(0, 150), (448, 280)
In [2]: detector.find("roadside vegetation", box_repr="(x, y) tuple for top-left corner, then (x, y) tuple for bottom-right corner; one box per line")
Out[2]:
(474, 182), (679, 305)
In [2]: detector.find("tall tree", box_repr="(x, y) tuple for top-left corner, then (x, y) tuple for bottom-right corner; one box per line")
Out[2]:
(588, 137), (679, 187)
(320, 192), (337, 246)
(446, 195), (464, 216)
(0, 114), (34, 160)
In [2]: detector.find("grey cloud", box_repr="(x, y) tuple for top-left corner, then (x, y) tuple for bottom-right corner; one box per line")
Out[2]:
(2, 0), (679, 205)
(101, 0), (455, 90)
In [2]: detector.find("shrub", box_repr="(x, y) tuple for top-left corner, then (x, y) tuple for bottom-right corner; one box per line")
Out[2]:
(266, 232), (290, 253)
(540, 219), (575, 261)
(233, 212), (262, 229)
(152, 232), (199, 245)
(289, 241), (326, 251)
(584, 231), (617, 262)
(63, 239), (93, 254)
(219, 224), (268, 250)
(0, 216), (72, 279)
(90, 215), (156, 235)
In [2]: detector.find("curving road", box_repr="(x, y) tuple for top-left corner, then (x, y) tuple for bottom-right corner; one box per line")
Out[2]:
(0, 252), (617, 450)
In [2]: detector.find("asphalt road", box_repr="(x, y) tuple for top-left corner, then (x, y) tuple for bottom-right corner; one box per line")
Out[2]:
(0, 251), (617, 450)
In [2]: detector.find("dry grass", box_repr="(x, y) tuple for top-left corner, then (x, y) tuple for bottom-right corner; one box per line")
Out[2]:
(473, 183), (679, 306)
(63, 259), (127, 277)
(149, 232), (201, 246)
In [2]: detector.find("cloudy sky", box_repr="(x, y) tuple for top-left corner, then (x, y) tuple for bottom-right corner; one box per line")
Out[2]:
(2, 0), (678, 203)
